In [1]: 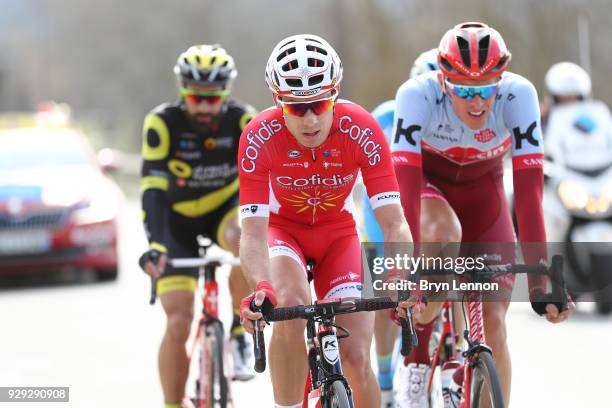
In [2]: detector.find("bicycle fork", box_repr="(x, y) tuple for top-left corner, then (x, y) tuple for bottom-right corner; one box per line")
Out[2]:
(304, 319), (354, 408)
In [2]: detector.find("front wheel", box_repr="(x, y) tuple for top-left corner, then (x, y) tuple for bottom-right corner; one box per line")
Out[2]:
(470, 351), (504, 408)
(324, 380), (352, 408)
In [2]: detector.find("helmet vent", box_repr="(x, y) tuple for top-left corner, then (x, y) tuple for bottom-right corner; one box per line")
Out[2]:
(277, 47), (296, 62)
(456, 36), (471, 68)
(492, 54), (509, 72)
(210, 56), (217, 65)
(286, 78), (303, 87)
(282, 60), (298, 72)
(440, 57), (460, 75)
(305, 37), (323, 44)
(308, 74), (324, 86)
(459, 22), (486, 29)
(306, 45), (327, 55)
(478, 35), (490, 68)
(308, 58), (324, 67)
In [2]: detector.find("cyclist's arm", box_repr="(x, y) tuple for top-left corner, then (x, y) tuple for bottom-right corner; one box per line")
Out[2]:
(237, 111), (273, 287)
(373, 203), (412, 243)
(140, 112), (171, 253)
(239, 217), (270, 287)
(504, 77), (547, 294)
(391, 79), (431, 242)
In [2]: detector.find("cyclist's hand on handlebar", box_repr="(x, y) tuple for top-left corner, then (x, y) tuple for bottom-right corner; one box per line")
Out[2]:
(138, 249), (167, 278)
(392, 295), (426, 324)
(240, 280), (277, 334)
(530, 290), (575, 323)
(544, 297), (575, 323)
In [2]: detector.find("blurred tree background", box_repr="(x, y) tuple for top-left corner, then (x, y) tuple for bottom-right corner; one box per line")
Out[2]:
(1, 0), (610, 151)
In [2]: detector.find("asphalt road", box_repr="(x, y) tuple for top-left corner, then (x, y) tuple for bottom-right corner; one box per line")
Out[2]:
(0, 201), (610, 407)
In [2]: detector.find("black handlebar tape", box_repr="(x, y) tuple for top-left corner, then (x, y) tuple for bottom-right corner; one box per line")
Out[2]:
(354, 297), (397, 312)
(397, 290), (416, 356)
(400, 315), (414, 357)
(253, 320), (266, 373)
(264, 305), (308, 322)
(550, 254), (569, 312)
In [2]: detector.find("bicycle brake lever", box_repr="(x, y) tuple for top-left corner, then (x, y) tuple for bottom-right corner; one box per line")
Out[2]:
(398, 290), (418, 356)
(149, 277), (157, 305)
(251, 302), (267, 373)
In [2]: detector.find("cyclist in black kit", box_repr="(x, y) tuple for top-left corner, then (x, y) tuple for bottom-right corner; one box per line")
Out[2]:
(138, 44), (257, 408)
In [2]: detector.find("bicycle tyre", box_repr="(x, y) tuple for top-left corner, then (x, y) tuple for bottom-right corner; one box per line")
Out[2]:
(198, 321), (228, 408)
(325, 380), (351, 408)
(470, 351), (504, 408)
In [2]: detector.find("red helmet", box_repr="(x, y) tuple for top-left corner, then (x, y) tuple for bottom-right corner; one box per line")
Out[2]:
(438, 22), (511, 80)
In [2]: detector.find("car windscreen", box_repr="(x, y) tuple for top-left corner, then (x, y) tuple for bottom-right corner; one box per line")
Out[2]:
(0, 133), (93, 170)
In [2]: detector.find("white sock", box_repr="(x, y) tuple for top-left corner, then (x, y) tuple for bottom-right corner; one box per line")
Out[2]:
(274, 403), (302, 408)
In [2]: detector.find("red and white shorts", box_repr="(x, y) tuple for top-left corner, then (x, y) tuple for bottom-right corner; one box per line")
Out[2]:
(268, 218), (363, 299)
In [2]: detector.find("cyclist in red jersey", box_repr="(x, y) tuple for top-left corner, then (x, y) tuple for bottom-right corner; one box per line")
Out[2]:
(238, 34), (418, 408)
(391, 22), (575, 407)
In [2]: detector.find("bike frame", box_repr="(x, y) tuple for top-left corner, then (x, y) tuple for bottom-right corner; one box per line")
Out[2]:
(424, 285), (498, 407)
(303, 299), (354, 408)
(254, 297), (406, 408)
(156, 249), (240, 408)
(419, 257), (568, 408)
(427, 301), (458, 396)
(460, 291), (489, 408)
(194, 261), (233, 408)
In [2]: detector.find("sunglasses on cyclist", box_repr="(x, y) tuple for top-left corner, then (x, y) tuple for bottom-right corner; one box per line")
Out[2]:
(180, 88), (228, 105)
(444, 79), (500, 101)
(278, 96), (336, 117)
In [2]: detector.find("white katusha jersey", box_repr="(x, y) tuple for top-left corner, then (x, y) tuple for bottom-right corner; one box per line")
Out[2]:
(391, 71), (544, 173)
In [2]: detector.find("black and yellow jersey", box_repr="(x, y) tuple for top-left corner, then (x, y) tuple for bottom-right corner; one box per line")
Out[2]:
(140, 99), (256, 252)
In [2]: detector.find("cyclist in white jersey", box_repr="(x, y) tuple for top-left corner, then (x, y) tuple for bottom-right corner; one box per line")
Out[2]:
(390, 22), (575, 407)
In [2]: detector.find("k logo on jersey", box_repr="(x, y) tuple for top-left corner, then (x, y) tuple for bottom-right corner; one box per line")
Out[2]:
(512, 121), (539, 150)
(394, 118), (420, 146)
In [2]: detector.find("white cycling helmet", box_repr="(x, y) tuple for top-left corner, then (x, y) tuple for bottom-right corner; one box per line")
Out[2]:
(545, 62), (591, 99)
(409, 48), (439, 79)
(265, 34), (343, 99)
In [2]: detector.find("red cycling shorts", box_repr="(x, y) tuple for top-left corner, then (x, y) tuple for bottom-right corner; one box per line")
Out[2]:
(421, 169), (516, 290)
(268, 218), (363, 300)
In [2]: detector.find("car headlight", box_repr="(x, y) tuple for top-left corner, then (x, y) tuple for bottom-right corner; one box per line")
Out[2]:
(558, 180), (611, 215)
(603, 179), (612, 204)
(558, 180), (589, 210)
(71, 195), (118, 225)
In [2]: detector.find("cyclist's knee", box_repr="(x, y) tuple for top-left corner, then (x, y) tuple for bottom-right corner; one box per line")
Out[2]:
(273, 288), (309, 341)
(221, 217), (241, 255)
(276, 285), (309, 308)
(165, 312), (193, 343)
(483, 303), (509, 348)
(272, 318), (307, 344)
(420, 200), (461, 244)
(341, 345), (372, 380)
(421, 217), (461, 244)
